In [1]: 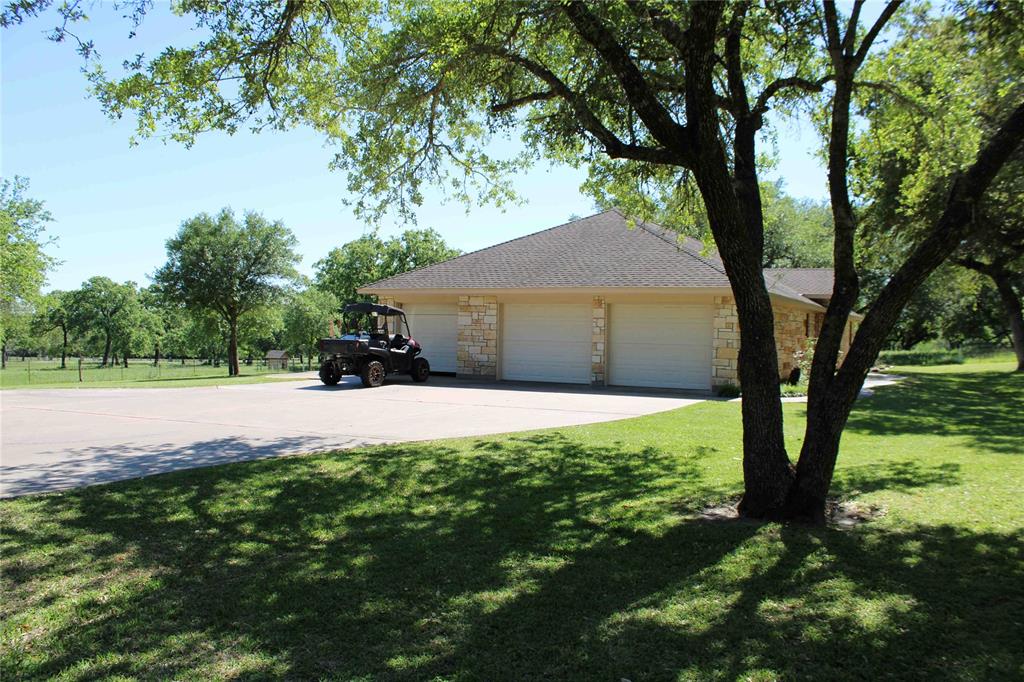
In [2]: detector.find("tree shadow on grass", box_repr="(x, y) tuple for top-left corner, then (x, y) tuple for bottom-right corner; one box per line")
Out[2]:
(1, 432), (1021, 680)
(844, 371), (1023, 455)
(831, 459), (963, 497)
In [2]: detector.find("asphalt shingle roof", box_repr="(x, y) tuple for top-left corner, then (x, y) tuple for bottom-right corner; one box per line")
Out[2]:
(362, 209), (830, 307)
(762, 268), (835, 299)
(364, 209), (730, 290)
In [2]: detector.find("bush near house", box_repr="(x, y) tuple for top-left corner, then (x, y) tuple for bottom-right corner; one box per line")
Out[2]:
(877, 349), (965, 366)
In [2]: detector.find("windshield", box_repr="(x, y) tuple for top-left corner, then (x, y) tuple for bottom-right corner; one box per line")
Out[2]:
(337, 311), (407, 338)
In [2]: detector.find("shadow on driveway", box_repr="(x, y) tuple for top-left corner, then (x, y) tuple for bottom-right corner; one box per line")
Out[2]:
(0, 433), (384, 498)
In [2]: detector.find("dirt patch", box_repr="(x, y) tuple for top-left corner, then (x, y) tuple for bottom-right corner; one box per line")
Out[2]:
(694, 498), (886, 528)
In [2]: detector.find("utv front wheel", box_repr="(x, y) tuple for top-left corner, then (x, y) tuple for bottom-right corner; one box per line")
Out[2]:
(360, 360), (385, 388)
(319, 361), (341, 386)
(411, 357), (430, 382)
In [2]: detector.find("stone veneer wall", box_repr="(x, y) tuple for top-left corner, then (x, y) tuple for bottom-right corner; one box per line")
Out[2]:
(591, 296), (607, 386)
(712, 296), (821, 387)
(774, 304), (810, 379)
(457, 295), (498, 379)
(711, 296), (740, 388)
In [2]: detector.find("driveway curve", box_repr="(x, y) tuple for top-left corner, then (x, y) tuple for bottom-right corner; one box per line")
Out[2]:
(1, 376), (703, 497)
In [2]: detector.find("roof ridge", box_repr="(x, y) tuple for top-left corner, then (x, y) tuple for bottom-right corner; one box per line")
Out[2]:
(362, 208), (621, 289)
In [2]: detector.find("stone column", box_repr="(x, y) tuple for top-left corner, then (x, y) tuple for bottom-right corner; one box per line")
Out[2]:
(457, 295), (498, 379)
(591, 296), (607, 386)
(711, 296), (739, 388)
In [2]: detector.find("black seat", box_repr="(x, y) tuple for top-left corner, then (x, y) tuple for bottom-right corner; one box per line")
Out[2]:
(390, 334), (407, 349)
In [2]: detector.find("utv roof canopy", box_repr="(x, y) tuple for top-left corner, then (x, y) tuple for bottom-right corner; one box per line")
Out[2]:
(342, 302), (405, 316)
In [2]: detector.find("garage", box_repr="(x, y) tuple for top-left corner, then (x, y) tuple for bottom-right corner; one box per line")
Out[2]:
(403, 303), (458, 373)
(501, 303), (591, 383)
(609, 304), (713, 390)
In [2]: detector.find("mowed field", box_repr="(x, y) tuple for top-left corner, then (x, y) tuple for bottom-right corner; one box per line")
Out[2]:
(0, 358), (307, 389)
(0, 359), (1021, 680)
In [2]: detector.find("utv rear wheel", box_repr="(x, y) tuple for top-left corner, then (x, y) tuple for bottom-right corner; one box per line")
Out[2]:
(318, 361), (341, 386)
(360, 360), (385, 388)
(411, 357), (430, 382)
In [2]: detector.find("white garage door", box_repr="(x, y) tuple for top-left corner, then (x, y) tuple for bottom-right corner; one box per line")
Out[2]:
(609, 304), (713, 390)
(502, 304), (591, 384)
(404, 303), (458, 373)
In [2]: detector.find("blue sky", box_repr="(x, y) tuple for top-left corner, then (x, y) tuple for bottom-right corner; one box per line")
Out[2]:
(2, 3), (828, 293)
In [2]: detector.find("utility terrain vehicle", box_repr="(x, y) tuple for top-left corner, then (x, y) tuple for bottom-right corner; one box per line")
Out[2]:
(317, 302), (430, 387)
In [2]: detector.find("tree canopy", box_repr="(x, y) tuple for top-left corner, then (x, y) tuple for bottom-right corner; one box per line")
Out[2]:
(854, 4), (1024, 368)
(154, 208), (300, 376)
(283, 286), (340, 368)
(314, 228), (460, 303)
(1, 176), (57, 363)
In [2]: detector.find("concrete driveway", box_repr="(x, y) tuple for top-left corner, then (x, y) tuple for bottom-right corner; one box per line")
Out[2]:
(0, 376), (703, 497)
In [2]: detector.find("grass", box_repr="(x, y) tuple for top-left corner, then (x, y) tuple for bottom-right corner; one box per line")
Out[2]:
(1, 362), (1021, 680)
(0, 358), (309, 390)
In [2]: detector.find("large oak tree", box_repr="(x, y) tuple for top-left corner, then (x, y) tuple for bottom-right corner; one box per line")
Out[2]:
(10, 0), (1023, 520)
(155, 209), (300, 376)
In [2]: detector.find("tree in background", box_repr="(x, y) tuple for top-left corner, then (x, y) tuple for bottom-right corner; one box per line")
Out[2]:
(283, 287), (340, 369)
(31, 290), (72, 367)
(854, 4), (1024, 371)
(314, 229), (459, 303)
(155, 209), (299, 376)
(67, 277), (139, 366)
(954, 222), (1024, 369)
(12, 1), (1024, 521)
(238, 304), (286, 364)
(1, 176), (57, 367)
(137, 285), (168, 365)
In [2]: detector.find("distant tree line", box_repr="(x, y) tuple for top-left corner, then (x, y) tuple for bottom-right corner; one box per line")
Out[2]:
(2, 183), (461, 375)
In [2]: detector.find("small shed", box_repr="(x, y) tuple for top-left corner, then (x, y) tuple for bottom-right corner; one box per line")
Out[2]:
(265, 350), (289, 370)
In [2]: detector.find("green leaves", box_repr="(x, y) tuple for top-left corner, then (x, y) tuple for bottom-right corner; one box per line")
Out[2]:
(153, 208), (300, 372)
(1, 176), (57, 342)
(313, 227), (459, 304)
(155, 208), (300, 320)
(283, 286), (339, 364)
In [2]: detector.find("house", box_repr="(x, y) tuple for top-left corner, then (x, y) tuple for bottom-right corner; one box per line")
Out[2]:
(265, 350), (289, 371)
(360, 209), (857, 391)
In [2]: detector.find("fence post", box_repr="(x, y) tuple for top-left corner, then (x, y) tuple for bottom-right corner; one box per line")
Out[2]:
(78, 357), (83, 383)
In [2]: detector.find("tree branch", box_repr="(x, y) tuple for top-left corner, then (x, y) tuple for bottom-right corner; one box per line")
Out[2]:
(852, 0), (904, 67)
(489, 90), (555, 113)
(752, 76), (833, 116)
(476, 45), (680, 165)
(561, 1), (692, 163)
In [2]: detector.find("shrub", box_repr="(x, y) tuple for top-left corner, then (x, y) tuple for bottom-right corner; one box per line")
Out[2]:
(715, 383), (741, 398)
(876, 349), (964, 366)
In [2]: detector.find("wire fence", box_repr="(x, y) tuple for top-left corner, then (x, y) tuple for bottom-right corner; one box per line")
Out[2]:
(0, 356), (316, 387)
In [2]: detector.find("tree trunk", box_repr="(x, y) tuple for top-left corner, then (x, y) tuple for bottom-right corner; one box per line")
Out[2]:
(228, 316), (240, 376)
(789, 98), (1024, 522)
(60, 328), (68, 369)
(102, 334), (112, 367)
(680, 2), (793, 516)
(992, 270), (1024, 371)
(154, 342), (161, 367)
(124, 354), (129, 368)
(1, 343), (6, 370)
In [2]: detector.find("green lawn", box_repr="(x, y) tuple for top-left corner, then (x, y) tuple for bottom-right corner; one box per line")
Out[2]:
(0, 358), (308, 389)
(1, 363), (1021, 680)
